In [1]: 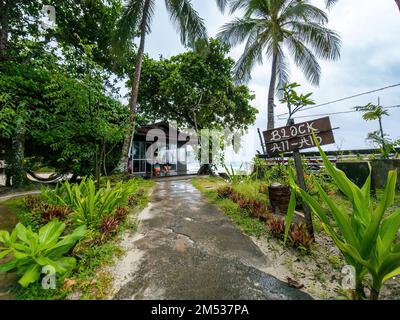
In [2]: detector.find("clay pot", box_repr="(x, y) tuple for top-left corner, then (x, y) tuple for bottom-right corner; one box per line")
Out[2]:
(268, 183), (291, 215)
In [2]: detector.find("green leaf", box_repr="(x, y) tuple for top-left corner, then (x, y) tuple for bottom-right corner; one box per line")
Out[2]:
(0, 230), (10, 244)
(18, 264), (41, 288)
(284, 191), (296, 244)
(379, 209), (400, 256)
(14, 223), (29, 243)
(38, 219), (65, 250)
(53, 257), (76, 274)
(383, 267), (400, 283)
(46, 225), (86, 258)
(360, 170), (397, 258)
(378, 253), (400, 284)
(0, 258), (19, 273)
(0, 249), (12, 260)
(315, 182), (358, 248)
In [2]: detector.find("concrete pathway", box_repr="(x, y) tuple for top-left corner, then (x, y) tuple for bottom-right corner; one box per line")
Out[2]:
(0, 190), (40, 202)
(113, 179), (312, 300)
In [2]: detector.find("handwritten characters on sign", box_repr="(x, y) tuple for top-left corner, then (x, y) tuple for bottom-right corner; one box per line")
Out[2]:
(263, 117), (335, 156)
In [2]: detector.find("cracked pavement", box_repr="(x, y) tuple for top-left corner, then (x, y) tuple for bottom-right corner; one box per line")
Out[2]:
(113, 179), (312, 300)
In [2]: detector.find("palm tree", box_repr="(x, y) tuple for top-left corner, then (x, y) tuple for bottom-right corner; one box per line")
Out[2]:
(357, 102), (389, 151)
(217, 0), (341, 130)
(115, 0), (227, 172)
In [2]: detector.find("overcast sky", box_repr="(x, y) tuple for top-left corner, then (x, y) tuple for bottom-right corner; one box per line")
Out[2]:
(126, 0), (400, 163)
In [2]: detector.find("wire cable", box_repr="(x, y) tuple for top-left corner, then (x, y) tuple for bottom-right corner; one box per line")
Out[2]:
(277, 105), (400, 120)
(276, 83), (400, 118)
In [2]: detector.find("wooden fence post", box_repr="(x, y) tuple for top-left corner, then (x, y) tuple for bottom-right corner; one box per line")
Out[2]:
(288, 119), (315, 240)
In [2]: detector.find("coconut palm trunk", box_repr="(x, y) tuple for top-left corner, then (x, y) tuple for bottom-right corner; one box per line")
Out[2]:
(114, 0), (209, 173)
(116, 0), (151, 173)
(267, 50), (278, 130)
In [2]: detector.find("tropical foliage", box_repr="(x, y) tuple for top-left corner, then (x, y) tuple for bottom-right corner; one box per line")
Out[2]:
(41, 178), (139, 228)
(0, 177), (153, 294)
(218, 0), (341, 129)
(137, 39), (257, 171)
(286, 134), (400, 299)
(113, 0), (212, 170)
(0, 48), (129, 183)
(0, 1), (132, 186)
(357, 103), (399, 159)
(0, 220), (86, 287)
(138, 40), (257, 132)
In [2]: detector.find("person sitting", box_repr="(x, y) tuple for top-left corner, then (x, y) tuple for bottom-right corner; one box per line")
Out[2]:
(153, 154), (162, 177)
(163, 163), (172, 175)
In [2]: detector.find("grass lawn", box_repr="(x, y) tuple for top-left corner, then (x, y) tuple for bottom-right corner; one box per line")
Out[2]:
(192, 177), (268, 237)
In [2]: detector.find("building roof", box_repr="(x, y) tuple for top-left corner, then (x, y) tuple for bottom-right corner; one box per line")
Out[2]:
(135, 122), (196, 144)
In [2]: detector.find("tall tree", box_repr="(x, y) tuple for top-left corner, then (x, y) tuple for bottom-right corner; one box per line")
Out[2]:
(137, 39), (257, 171)
(114, 0), (230, 172)
(0, 1), (126, 187)
(218, 0), (341, 130)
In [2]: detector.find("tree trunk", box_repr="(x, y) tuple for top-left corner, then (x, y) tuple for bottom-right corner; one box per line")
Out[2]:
(267, 50), (278, 130)
(9, 128), (26, 189)
(197, 132), (215, 175)
(115, 0), (151, 173)
(0, 0), (10, 61)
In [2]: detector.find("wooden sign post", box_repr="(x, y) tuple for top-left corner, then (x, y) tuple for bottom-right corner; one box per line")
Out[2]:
(263, 117), (336, 239)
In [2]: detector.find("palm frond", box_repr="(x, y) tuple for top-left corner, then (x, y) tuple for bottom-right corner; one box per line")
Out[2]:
(325, 0), (338, 9)
(233, 29), (267, 83)
(215, 0), (230, 12)
(286, 36), (321, 85)
(281, 1), (328, 25)
(113, 0), (155, 53)
(219, 0), (341, 89)
(275, 47), (290, 94)
(165, 0), (207, 46)
(229, 0), (249, 13)
(217, 17), (263, 47)
(290, 21), (341, 61)
(114, 0), (146, 48)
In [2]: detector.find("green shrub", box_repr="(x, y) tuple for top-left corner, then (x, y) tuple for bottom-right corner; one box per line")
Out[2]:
(41, 178), (139, 228)
(0, 220), (86, 287)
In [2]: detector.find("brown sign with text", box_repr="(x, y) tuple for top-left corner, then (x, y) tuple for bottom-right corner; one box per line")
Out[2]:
(263, 117), (335, 156)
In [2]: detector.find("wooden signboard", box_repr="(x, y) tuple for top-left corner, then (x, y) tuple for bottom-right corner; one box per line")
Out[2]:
(263, 117), (335, 156)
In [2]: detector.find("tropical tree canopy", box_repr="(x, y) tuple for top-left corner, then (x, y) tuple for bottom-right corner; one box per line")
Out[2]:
(217, 0), (342, 129)
(218, 0), (341, 85)
(115, 0), (208, 49)
(137, 39), (258, 132)
(0, 1), (133, 185)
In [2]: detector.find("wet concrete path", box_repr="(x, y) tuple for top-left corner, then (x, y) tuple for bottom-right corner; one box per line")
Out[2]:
(113, 179), (312, 300)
